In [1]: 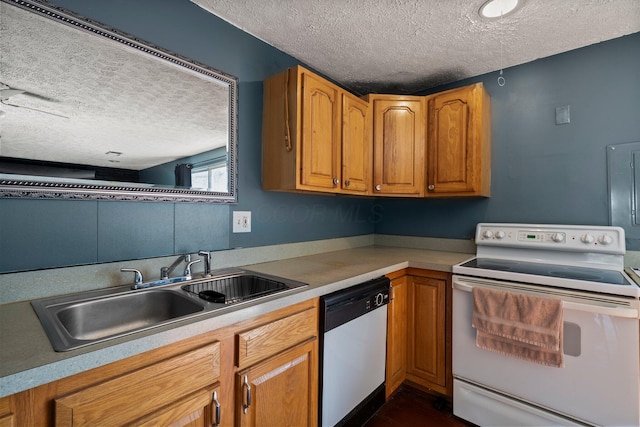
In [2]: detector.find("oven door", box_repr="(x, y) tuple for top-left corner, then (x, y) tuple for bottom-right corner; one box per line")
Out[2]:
(452, 275), (640, 427)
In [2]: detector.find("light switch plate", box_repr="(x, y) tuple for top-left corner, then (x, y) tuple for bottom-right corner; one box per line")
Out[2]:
(555, 105), (570, 125)
(233, 211), (251, 233)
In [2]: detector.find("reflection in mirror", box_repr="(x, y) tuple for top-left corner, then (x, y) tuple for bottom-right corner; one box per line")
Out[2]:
(0, 0), (237, 203)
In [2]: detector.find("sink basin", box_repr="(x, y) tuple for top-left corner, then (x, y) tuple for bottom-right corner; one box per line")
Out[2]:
(31, 269), (307, 352)
(32, 290), (204, 351)
(182, 273), (304, 305)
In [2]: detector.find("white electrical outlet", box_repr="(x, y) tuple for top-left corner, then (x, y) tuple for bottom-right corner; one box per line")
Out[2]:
(233, 211), (251, 233)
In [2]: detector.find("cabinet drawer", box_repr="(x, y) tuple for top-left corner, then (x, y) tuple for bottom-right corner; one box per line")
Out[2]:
(236, 307), (317, 368)
(55, 342), (220, 426)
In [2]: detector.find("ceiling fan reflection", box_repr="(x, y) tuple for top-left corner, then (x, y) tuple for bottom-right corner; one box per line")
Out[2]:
(0, 84), (68, 119)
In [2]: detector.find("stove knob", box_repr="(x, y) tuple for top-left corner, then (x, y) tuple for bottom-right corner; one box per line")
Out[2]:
(495, 231), (506, 239)
(482, 230), (494, 239)
(550, 233), (565, 243)
(581, 233), (595, 244)
(598, 234), (614, 245)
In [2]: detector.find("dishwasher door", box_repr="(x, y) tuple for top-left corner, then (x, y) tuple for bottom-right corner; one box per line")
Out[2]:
(320, 277), (390, 427)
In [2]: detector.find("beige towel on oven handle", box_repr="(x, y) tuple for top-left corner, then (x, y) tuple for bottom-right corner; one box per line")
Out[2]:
(472, 286), (564, 368)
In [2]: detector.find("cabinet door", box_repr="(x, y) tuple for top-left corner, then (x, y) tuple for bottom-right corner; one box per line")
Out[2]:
(386, 274), (407, 398)
(406, 274), (447, 393)
(341, 92), (370, 193)
(55, 342), (220, 426)
(300, 72), (341, 190)
(427, 83), (490, 196)
(236, 340), (318, 427)
(135, 385), (221, 427)
(371, 96), (426, 196)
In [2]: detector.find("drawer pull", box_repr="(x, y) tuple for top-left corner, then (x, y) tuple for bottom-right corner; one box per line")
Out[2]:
(242, 375), (252, 414)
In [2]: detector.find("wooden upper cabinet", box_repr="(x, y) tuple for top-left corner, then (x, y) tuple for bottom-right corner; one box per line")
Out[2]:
(341, 92), (370, 194)
(299, 72), (341, 190)
(366, 95), (426, 197)
(263, 67), (490, 198)
(262, 66), (370, 194)
(426, 83), (491, 197)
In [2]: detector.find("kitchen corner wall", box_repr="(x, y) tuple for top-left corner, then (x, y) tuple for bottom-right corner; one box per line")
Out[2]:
(0, 1), (638, 273)
(376, 32), (640, 247)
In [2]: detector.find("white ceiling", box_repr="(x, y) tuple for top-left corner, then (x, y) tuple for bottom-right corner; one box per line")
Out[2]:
(192, 0), (640, 94)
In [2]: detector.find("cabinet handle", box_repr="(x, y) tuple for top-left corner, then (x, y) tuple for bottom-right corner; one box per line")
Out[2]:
(375, 184), (382, 191)
(333, 178), (340, 185)
(345, 180), (350, 187)
(211, 390), (221, 427)
(428, 184), (435, 191)
(242, 375), (252, 414)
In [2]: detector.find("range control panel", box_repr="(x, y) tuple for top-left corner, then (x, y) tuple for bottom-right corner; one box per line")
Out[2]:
(475, 223), (625, 254)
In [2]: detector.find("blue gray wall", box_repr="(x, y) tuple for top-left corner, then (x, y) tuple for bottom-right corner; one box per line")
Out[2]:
(0, 0), (638, 273)
(375, 33), (640, 241)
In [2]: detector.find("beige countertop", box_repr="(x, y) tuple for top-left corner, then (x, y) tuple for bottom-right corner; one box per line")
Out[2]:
(0, 245), (472, 398)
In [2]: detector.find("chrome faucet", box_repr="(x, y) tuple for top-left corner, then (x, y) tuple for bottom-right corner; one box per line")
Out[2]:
(160, 254), (202, 280)
(198, 250), (212, 277)
(159, 254), (188, 279)
(121, 268), (143, 286)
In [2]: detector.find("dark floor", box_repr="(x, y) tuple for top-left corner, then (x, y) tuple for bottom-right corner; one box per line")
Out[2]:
(363, 386), (476, 427)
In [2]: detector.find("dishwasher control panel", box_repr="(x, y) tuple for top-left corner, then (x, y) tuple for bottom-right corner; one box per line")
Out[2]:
(320, 276), (390, 333)
(368, 291), (389, 309)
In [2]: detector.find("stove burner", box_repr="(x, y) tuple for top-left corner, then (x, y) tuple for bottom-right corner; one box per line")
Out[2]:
(461, 258), (629, 286)
(474, 260), (515, 271)
(548, 270), (604, 281)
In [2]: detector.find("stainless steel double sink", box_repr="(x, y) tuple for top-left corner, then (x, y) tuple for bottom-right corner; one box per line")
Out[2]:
(31, 270), (307, 352)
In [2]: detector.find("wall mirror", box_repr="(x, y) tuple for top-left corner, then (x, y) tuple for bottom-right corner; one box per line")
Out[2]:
(0, 0), (238, 203)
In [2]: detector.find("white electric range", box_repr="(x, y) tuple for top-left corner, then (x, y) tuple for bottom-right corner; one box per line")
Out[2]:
(452, 223), (639, 426)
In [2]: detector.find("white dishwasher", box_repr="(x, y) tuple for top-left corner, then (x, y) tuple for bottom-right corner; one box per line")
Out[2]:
(319, 276), (390, 427)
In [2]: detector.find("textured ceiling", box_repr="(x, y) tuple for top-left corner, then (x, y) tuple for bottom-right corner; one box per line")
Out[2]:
(192, 0), (640, 94)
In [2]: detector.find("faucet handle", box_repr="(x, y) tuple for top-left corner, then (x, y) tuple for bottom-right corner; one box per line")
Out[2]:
(184, 259), (201, 279)
(121, 268), (143, 285)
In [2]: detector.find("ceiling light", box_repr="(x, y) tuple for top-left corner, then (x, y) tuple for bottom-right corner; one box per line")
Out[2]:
(479, 0), (520, 19)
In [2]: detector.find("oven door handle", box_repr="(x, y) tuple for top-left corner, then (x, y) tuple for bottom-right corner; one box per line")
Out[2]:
(453, 278), (640, 319)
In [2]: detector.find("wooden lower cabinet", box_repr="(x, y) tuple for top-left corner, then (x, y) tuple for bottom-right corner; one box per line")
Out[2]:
(406, 269), (452, 397)
(0, 397), (15, 427)
(386, 269), (452, 399)
(0, 298), (318, 427)
(385, 270), (408, 398)
(55, 342), (221, 426)
(235, 340), (318, 427)
(234, 302), (318, 427)
(135, 385), (221, 427)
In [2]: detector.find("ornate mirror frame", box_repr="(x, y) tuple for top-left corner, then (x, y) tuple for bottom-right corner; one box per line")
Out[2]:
(0, 0), (238, 203)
